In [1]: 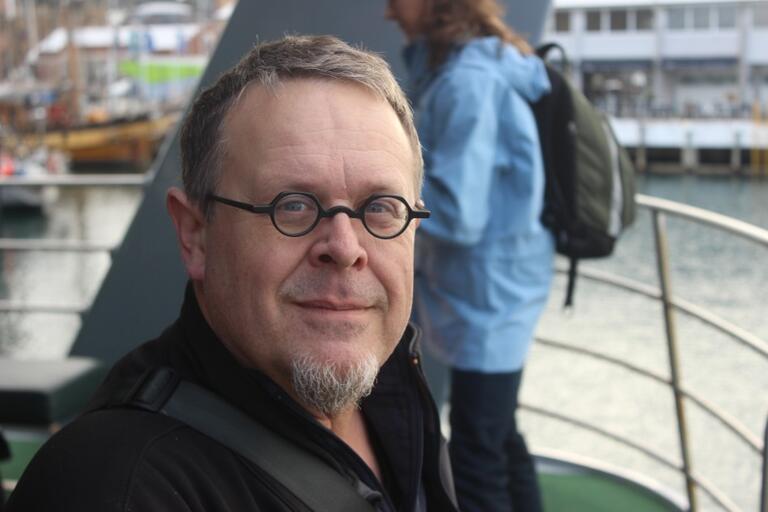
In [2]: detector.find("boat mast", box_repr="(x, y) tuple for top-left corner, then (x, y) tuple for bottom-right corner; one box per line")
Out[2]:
(23, 0), (49, 144)
(62, 0), (81, 125)
(23, 0), (38, 67)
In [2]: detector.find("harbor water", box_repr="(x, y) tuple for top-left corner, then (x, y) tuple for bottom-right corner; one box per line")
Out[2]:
(0, 173), (766, 510)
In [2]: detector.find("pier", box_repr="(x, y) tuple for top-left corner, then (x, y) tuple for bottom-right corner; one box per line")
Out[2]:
(610, 117), (768, 176)
(542, 0), (768, 176)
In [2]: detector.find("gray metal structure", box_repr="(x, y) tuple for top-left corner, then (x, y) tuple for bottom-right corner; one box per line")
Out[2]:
(70, 0), (553, 362)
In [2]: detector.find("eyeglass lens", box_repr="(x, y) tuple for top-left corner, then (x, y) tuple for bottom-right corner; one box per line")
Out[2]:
(273, 194), (318, 234)
(273, 193), (409, 238)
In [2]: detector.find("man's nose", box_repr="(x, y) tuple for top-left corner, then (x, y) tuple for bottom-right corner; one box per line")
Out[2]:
(308, 213), (368, 269)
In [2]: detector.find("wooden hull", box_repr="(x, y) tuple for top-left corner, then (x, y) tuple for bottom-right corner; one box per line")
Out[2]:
(42, 114), (179, 168)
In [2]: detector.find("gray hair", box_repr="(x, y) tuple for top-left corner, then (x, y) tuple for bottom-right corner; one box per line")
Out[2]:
(290, 353), (379, 417)
(179, 34), (422, 217)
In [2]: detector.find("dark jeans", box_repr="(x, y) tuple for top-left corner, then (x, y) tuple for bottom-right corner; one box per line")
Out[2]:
(449, 368), (542, 512)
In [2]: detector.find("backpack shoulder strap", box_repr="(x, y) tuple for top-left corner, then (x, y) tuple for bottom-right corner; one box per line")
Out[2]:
(536, 42), (570, 70)
(125, 368), (377, 512)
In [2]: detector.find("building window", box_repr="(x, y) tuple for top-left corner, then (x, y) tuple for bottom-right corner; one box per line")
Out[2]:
(610, 10), (628, 31)
(586, 10), (602, 31)
(555, 11), (571, 32)
(636, 9), (654, 30)
(692, 6), (710, 29)
(667, 7), (686, 29)
(755, 3), (768, 27)
(717, 5), (737, 28)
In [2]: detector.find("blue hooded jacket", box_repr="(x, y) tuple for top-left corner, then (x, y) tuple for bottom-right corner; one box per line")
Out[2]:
(407, 36), (554, 372)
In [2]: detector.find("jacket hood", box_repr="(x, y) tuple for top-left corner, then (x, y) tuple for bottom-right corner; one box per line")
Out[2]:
(404, 36), (550, 103)
(456, 36), (549, 102)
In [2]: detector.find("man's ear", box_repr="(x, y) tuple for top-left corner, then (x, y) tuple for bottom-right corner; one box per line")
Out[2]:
(414, 198), (426, 229)
(167, 187), (206, 280)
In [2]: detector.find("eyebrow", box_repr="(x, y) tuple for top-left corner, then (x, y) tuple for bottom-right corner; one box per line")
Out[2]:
(254, 181), (411, 201)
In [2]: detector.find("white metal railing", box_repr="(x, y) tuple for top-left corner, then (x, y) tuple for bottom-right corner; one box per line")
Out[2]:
(0, 174), (148, 314)
(0, 174), (149, 188)
(527, 193), (768, 512)
(763, 422), (768, 512)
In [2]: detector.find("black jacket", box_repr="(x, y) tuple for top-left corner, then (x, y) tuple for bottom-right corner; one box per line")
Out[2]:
(8, 286), (458, 512)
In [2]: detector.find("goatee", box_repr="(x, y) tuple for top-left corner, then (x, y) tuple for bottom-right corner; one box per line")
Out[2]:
(290, 353), (379, 417)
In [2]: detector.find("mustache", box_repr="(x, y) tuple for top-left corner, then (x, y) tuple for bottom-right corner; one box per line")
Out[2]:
(280, 272), (388, 307)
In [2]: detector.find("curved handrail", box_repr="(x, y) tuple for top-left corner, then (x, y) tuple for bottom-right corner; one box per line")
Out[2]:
(559, 264), (768, 360)
(762, 416), (768, 512)
(523, 403), (682, 473)
(0, 174), (149, 188)
(535, 336), (763, 453)
(646, 197), (764, 511)
(0, 300), (87, 314)
(636, 194), (768, 249)
(0, 239), (116, 252)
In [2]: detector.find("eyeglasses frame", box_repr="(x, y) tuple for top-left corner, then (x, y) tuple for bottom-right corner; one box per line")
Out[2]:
(207, 191), (430, 240)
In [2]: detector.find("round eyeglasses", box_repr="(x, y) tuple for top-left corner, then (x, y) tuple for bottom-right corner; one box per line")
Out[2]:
(207, 191), (430, 240)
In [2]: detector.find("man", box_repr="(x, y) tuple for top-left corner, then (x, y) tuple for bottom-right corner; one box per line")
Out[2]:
(8, 35), (458, 512)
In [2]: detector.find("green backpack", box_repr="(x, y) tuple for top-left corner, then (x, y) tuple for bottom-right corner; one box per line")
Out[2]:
(531, 43), (637, 307)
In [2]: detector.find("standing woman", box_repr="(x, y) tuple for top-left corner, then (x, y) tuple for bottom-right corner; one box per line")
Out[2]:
(386, 1), (554, 511)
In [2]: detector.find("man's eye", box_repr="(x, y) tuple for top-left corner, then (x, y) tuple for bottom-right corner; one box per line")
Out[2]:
(281, 201), (308, 212)
(366, 199), (398, 215)
(276, 195), (317, 214)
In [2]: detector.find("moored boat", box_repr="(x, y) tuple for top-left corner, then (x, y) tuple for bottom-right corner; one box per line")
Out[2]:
(0, 145), (68, 210)
(40, 111), (179, 169)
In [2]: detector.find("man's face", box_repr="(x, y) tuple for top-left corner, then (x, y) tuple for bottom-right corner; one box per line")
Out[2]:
(195, 79), (419, 401)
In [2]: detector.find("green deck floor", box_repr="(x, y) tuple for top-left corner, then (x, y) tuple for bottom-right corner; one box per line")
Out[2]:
(1, 439), (40, 482)
(2, 439), (41, 503)
(540, 472), (680, 512)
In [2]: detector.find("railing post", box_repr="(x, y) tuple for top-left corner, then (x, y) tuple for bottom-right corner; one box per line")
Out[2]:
(762, 414), (767, 512)
(652, 210), (698, 511)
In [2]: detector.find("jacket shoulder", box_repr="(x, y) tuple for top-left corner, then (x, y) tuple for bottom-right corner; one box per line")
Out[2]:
(9, 408), (311, 512)
(8, 409), (187, 511)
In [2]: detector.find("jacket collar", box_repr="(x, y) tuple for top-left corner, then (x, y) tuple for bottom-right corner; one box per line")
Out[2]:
(178, 283), (429, 510)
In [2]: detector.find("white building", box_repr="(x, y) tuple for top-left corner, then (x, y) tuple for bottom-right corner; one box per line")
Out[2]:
(543, 0), (768, 118)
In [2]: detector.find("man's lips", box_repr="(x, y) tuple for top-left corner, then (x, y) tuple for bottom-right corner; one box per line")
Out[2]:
(294, 299), (372, 311)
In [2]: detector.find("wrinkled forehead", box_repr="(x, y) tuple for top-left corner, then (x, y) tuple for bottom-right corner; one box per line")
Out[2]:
(220, 78), (421, 193)
(217, 78), (420, 198)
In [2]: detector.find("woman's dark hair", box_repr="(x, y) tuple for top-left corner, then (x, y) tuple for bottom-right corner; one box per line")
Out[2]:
(423, 0), (532, 69)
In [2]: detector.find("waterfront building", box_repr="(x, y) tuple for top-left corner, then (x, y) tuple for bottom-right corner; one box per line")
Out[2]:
(543, 0), (768, 174)
(544, 0), (768, 119)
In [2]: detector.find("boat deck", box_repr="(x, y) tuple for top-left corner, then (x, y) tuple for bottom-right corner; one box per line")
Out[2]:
(542, 472), (678, 511)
